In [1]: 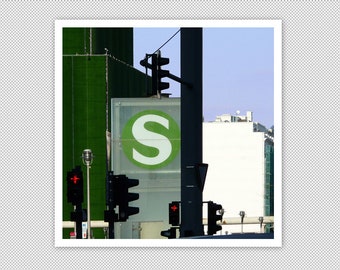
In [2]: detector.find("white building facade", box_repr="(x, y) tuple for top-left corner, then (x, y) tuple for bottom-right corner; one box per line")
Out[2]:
(203, 112), (274, 234)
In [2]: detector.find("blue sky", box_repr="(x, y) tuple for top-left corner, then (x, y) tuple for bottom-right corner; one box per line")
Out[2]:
(133, 27), (274, 128)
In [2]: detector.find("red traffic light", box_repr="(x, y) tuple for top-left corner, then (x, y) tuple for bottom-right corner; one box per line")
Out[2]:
(70, 175), (80, 184)
(170, 203), (178, 212)
(66, 166), (83, 205)
(169, 202), (180, 226)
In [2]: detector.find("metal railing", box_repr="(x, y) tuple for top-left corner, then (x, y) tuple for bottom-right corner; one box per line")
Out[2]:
(62, 216), (274, 228)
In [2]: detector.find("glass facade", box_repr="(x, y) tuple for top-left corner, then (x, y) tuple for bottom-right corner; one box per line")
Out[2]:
(264, 143), (274, 232)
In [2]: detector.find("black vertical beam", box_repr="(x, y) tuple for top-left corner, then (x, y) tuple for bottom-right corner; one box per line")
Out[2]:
(107, 171), (115, 239)
(180, 28), (204, 237)
(106, 171), (116, 239)
(75, 204), (83, 239)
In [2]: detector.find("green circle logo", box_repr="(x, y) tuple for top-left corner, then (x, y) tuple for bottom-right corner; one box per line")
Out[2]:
(121, 110), (180, 169)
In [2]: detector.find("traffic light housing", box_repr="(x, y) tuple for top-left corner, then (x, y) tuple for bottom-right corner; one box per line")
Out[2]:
(104, 173), (140, 223)
(207, 201), (223, 235)
(66, 166), (83, 205)
(169, 202), (180, 226)
(139, 51), (170, 96)
(104, 171), (119, 224)
(151, 52), (169, 95)
(106, 171), (120, 209)
(160, 227), (177, 239)
(117, 175), (140, 222)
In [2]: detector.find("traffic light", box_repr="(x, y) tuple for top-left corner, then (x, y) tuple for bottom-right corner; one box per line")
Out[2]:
(207, 201), (223, 235)
(104, 171), (119, 224)
(104, 173), (140, 223)
(66, 166), (83, 205)
(152, 52), (170, 95)
(106, 171), (120, 209)
(139, 51), (170, 96)
(117, 175), (139, 222)
(169, 202), (180, 226)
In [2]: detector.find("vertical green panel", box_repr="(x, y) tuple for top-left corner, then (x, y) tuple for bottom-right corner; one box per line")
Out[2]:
(63, 28), (89, 55)
(62, 56), (74, 221)
(108, 58), (150, 98)
(93, 28), (133, 64)
(72, 56), (107, 219)
(63, 56), (107, 237)
(63, 28), (149, 238)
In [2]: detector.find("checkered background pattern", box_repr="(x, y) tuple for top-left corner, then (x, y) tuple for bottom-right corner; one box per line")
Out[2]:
(1, 1), (339, 269)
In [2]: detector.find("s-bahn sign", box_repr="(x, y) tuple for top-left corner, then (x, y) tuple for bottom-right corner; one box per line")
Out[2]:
(111, 98), (180, 173)
(121, 109), (180, 169)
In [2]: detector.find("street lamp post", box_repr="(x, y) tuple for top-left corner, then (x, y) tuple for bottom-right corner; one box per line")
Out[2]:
(82, 149), (93, 239)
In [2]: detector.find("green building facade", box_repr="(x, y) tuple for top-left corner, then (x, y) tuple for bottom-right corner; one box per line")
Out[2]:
(264, 142), (274, 232)
(62, 28), (150, 238)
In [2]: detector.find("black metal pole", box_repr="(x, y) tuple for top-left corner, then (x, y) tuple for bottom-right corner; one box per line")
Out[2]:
(105, 50), (115, 239)
(75, 204), (83, 239)
(107, 171), (115, 239)
(180, 28), (204, 237)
